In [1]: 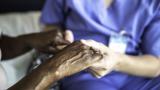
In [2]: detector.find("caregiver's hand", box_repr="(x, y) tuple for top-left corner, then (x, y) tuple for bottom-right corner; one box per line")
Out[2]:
(82, 40), (121, 78)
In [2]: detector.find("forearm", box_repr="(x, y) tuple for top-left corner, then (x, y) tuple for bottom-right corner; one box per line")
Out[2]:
(80, 40), (160, 78)
(8, 41), (102, 90)
(0, 35), (32, 60)
(8, 60), (59, 90)
(115, 54), (160, 77)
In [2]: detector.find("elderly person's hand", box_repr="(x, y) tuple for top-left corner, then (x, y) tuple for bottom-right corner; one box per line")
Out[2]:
(45, 40), (102, 80)
(8, 40), (102, 90)
(81, 40), (120, 78)
(0, 29), (74, 60)
(17, 29), (74, 54)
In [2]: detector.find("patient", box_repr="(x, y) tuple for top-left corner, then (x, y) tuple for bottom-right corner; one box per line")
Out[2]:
(0, 29), (103, 90)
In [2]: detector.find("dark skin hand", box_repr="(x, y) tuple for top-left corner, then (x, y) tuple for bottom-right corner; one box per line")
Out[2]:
(8, 41), (103, 90)
(0, 29), (69, 60)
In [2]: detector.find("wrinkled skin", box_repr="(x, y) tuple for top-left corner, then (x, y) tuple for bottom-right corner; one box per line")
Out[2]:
(47, 41), (103, 78)
(8, 41), (103, 90)
(0, 29), (70, 60)
(82, 40), (119, 78)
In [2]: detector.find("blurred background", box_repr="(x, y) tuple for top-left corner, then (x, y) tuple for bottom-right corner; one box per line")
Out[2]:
(0, 0), (45, 13)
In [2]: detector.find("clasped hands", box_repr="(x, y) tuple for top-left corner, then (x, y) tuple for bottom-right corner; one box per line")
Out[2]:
(82, 40), (120, 78)
(27, 28), (120, 79)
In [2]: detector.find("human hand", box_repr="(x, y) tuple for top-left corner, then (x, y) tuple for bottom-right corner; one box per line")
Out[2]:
(12, 40), (102, 90)
(55, 30), (74, 50)
(46, 40), (102, 79)
(81, 40), (120, 78)
(64, 30), (74, 43)
(38, 29), (74, 53)
(22, 29), (72, 53)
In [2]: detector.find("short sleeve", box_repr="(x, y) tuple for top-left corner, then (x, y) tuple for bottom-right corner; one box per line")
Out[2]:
(141, 10), (160, 57)
(40, 0), (64, 25)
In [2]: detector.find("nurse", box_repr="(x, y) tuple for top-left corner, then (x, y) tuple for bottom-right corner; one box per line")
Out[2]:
(41, 0), (160, 90)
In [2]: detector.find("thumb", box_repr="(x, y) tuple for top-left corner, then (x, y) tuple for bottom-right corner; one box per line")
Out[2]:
(81, 39), (110, 54)
(65, 30), (74, 43)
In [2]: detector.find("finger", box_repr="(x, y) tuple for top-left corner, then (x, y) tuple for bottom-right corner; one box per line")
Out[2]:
(64, 41), (89, 51)
(55, 38), (71, 45)
(81, 39), (110, 53)
(81, 39), (99, 47)
(70, 46), (102, 67)
(56, 45), (67, 50)
(64, 30), (74, 43)
(71, 53), (101, 74)
(47, 46), (59, 53)
(82, 50), (103, 67)
(38, 46), (58, 54)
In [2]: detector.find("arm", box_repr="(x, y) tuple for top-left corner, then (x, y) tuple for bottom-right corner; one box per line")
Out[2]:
(84, 7), (160, 78)
(0, 30), (69, 60)
(1, 0), (69, 60)
(8, 41), (102, 90)
(82, 40), (160, 78)
(119, 9), (160, 77)
(115, 54), (160, 77)
(0, 35), (32, 60)
(8, 59), (59, 90)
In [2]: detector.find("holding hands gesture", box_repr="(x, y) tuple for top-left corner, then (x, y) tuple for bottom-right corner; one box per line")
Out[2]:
(81, 40), (120, 78)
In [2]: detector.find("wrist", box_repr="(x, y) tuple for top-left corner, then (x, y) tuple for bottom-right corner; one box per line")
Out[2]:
(40, 60), (60, 80)
(32, 61), (60, 90)
(114, 53), (126, 71)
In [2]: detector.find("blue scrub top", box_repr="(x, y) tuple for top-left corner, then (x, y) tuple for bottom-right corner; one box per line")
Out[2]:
(41, 0), (160, 57)
(40, 0), (160, 89)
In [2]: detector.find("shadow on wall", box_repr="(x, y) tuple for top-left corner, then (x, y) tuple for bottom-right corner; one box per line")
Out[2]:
(0, 0), (45, 13)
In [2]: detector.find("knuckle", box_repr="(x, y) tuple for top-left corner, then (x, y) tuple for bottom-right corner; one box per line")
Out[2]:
(71, 41), (81, 47)
(82, 49), (90, 55)
(81, 44), (90, 50)
(54, 29), (62, 36)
